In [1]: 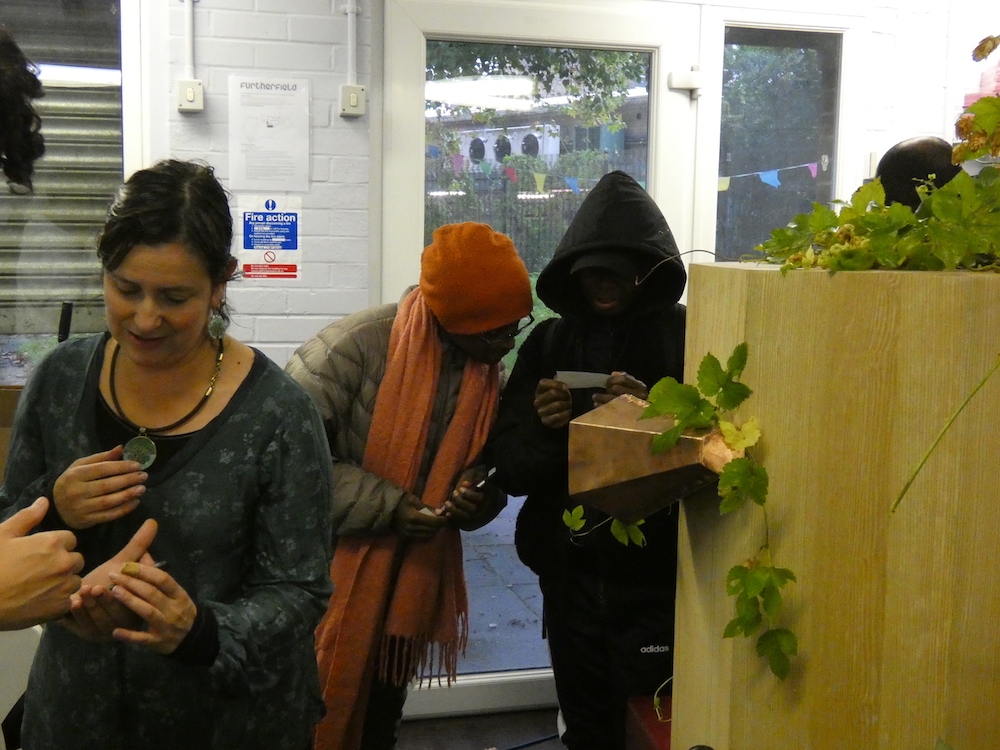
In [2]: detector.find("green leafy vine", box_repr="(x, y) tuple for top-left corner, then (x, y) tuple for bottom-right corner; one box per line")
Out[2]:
(561, 343), (798, 679)
(644, 343), (797, 679)
(754, 169), (1000, 274)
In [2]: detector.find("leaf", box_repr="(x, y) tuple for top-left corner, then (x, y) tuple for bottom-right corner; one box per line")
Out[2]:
(723, 383), (757, 414)
(761, 582), (783, 620)
(562, 505), (586, 532)
(852, 178), (886, 210)
(756, 628), (798, 679)
(718, 457), (769, 507)
(717, 380), (752, 411)
(719, 487), (746, 514)
(719, 417), (761, 450)
(725, 590), (763, 638)
(769, 567), (797, 586)
(826, 246), (877, 272)
(697, 353), (726, 397)
(726, 564), (748, 595)
(743, 566), (770, 599)
(651, 423), (684, 453)
(726, 342), (749, 379)
(644, 376), (686, 417)
(610, 518), (646, 546)
(723, 617), (746, 639)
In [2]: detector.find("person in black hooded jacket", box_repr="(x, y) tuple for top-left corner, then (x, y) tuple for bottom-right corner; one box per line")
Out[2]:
(485, 171), (686, 750)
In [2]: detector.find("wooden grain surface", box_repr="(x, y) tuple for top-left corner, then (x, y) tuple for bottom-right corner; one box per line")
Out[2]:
(672, 263), (1000, 750)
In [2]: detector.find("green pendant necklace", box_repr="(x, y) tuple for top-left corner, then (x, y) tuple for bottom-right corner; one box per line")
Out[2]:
(109, 338), (225, 469)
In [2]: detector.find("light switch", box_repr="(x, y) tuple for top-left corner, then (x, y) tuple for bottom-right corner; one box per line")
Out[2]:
(177, 79), (204, 112)
(340, 84), (366, 118)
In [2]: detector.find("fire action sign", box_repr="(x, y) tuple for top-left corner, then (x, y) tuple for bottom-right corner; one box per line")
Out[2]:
(238, 195), (302, 279)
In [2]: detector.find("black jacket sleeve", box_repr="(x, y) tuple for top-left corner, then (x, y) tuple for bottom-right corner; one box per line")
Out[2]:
(485, 319), (569, 499)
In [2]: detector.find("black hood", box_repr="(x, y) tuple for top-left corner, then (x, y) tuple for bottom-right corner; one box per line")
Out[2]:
(535, 170), (686, 320)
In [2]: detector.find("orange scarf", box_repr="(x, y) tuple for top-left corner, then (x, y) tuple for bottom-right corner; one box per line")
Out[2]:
(313, 289), (498, 750)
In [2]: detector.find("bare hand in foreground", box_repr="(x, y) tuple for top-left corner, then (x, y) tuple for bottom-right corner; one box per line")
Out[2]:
(0, 497), (84, 631)
(53, 445), (147, 529)
(392, 494), (448, 541)
(534, 378), (572, 429)
(60, 518), (158, 643)
(107, 560), (197, 655)
(593, 371), (647, 407)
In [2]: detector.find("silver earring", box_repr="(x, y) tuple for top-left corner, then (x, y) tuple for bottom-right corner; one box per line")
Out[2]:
(208, 309), (227, 340)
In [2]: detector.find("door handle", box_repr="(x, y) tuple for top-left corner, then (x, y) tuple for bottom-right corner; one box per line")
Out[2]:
(668, 65), (703, 99)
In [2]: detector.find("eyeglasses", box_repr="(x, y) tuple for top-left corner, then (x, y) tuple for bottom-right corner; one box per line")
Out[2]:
(477, 314), (535, 346)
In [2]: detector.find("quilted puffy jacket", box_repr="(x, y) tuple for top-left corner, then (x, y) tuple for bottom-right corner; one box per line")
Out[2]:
(285, 295), (469, 540)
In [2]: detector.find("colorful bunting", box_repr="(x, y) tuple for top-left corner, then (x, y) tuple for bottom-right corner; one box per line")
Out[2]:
(504, 166), (518, 183)
(480, 161), (492, 176)
(452, 153), (464, 177)
(717, 161), (821, 191)
(565, 176), (579, 194)
(759, 170), (781, 187)
(533, 172), (547, 193)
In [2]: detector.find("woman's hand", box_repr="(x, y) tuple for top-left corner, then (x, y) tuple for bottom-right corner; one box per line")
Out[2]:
(59, 519), (157, 643)
(534, 378), (572, 429)
(53, 445), (147, 529)
(106, 563), (197, 655)
(392, 494), (448, 541)
(593, 371), (647, 407)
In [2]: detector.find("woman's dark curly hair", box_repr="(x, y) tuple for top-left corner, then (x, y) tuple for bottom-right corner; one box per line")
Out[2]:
(0, 26), (45, 192)
(97, 160), (237, 319)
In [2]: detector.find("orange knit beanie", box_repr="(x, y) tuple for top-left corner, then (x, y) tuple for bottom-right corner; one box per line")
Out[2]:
(419, 222), (533, 335)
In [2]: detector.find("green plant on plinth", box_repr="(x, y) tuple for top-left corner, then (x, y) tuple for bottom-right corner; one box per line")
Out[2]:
(755, 34), (1000, 274)
(561, 343), (799, 679)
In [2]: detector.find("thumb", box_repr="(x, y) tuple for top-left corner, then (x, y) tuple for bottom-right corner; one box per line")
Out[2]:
(118, 518), (159, 562)
(0, 497), (49, 539)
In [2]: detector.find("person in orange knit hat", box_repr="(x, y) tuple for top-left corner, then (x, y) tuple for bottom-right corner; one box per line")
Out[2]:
(286, 222), (534, 750)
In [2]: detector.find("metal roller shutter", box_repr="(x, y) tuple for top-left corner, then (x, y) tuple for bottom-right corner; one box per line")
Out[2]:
(0, 0), (121, 336)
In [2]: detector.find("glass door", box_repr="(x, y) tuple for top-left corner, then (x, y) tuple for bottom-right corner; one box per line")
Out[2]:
(383, 0), (701, 717)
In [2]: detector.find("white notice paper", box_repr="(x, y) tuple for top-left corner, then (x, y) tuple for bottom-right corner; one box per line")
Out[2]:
(555, 371), (611, 389)
(229, 75), (310, 192)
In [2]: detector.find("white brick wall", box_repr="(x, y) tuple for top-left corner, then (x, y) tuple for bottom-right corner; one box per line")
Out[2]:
(159, 0), (373, 367)
(150, 0), (987, 367)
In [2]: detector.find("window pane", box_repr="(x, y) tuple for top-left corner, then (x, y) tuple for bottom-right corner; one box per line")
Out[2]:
(716, 27), (841, 261)
(0, 1), (122, 384)
(424, 41), (651, 675)
(425, 41), (651, 276)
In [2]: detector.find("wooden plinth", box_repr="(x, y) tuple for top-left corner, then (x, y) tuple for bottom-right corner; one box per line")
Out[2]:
(672, 263), (1000, 750)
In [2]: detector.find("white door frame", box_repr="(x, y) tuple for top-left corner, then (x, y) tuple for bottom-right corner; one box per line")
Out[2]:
(381, 0), (869, 719)
(691, 5), (867, 259)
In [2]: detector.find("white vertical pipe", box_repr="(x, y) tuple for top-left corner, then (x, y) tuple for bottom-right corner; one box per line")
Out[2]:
(345, 3), (358, 86)
(183, 0), (195, 80)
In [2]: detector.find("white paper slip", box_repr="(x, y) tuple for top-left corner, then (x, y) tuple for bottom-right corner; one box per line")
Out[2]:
(555, 370), (611, 389)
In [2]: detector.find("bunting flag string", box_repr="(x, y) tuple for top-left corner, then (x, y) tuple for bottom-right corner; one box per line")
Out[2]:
(430, 146), (820, 196)
(718, 161), (819, 191)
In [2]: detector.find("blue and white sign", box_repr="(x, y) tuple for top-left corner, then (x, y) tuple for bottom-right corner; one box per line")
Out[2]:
(237, 195), (303, 279)
(244, 210), (298, 250)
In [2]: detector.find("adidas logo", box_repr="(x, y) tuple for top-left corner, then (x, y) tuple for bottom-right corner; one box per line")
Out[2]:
(639, 645), (671, 654)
